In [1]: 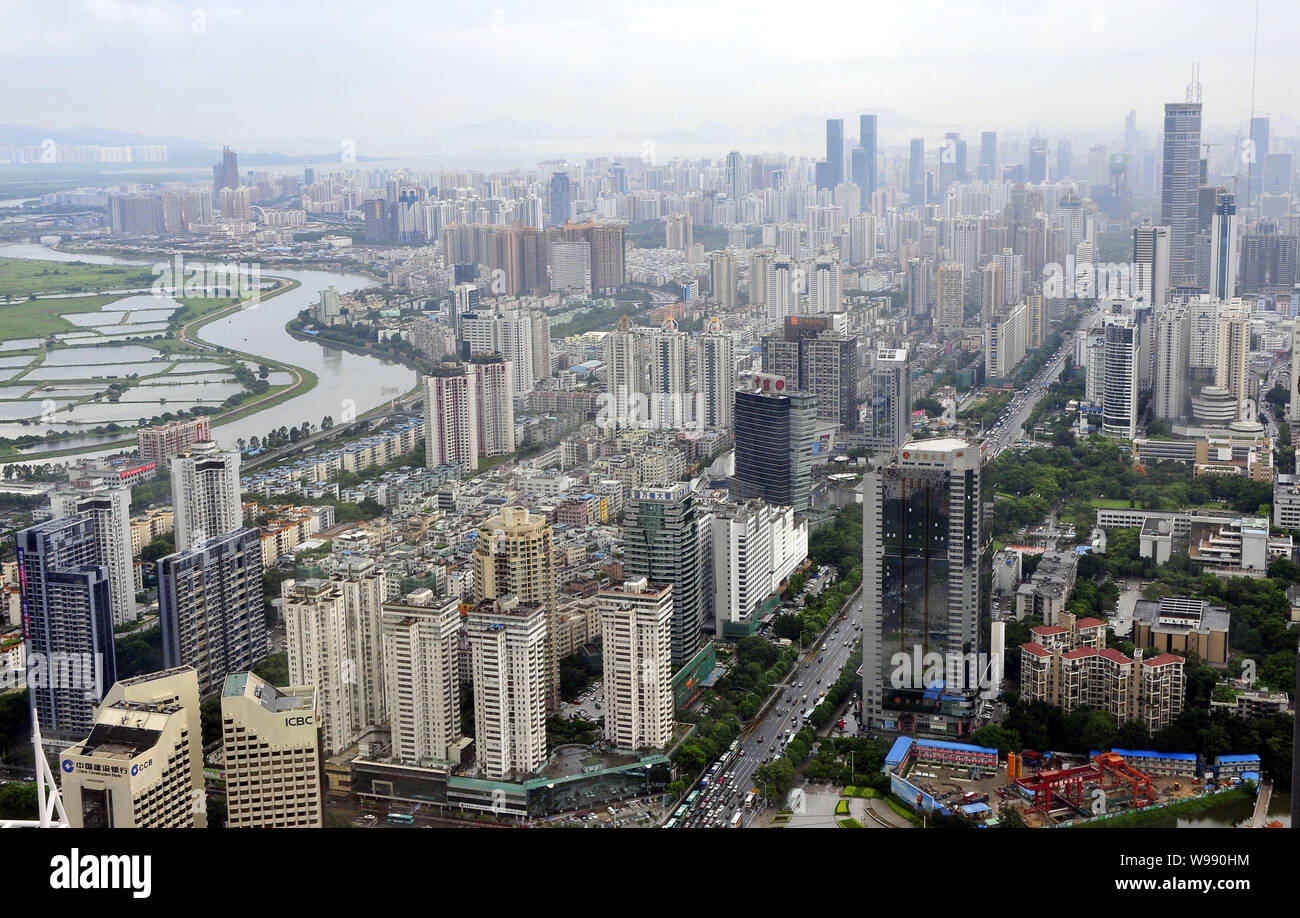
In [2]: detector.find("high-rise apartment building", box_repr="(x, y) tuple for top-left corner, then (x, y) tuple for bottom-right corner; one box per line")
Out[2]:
(381, 591), (462, 766)
(1152, 303), (1190, 421)
(473, 507), (559, 710)
(171, 439), (242, 551)
(599, 578), (674, 751)
(157, 527), (266, 697)
(1101, 316), (1139, 439)
(1133, 222), (1172, 306)
(936, 262), (965, 330)
(697, 318), (736, 430)
(866, 348), (912, 455)
(18, 516), (116, 741)
(284, 578), (353, 755)
(49, 481), (134, 625)
(468, 596), (549, 779)
(221, 671), (323, 828)
(424, 363), (479, 470)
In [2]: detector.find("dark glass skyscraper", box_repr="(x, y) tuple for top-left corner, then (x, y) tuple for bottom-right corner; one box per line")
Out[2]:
(862, 439), (986, 735)
(909, 138), (926, 204)
(732, 382), (817, 510)
(1161, 102), (1202, 288)
(548, 172), (571, 227)
(978, 131), (997, 181)
(857, 114), (878, 202)
(823, 119), (844, 189)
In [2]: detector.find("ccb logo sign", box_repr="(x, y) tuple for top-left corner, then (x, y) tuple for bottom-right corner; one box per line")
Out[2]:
(61, 759), (74, 773)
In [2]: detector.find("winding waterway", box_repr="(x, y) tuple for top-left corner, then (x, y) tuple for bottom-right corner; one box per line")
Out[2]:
(0, 243), (416, 460)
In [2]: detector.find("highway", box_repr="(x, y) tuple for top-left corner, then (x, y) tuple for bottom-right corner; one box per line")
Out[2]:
(670, 588), (865, 828)
(985, 306), (1101, 458)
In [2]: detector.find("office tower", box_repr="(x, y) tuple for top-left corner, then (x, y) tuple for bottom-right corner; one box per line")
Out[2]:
(709, 249), (739, 307)
(602, 314), (642, 430)
(986, 301), (1028, 380)
(646, 318), (690, 429)
(733, 381), (817, 510)
(599, 578), (674, 751)
(284, 578), (353, 755)
(1100, 316), (1138, 439)
(1161, 101), (1203, 288)
(424, 364), (479, 469)
(171, 439), (242, 551)
(60, 667), (205, 828)
(726, 151), (744, 199)
(1133, 223), (1172, 306)
(623, 484), (700, 665)
(760, 316), (858, 429)
(468, 596), (549, 779)
(867, 348), (911, 455)
(381, 592), (462, 765)
(1215, 303), (1250, 422)
(547, 172), (571, 227)
(49, 482), (134, 625)
(859, 116), (878, 192)
(978, 131), (997, 182)
(1209, 193), (1239, 299)
(469, 354), (516, 456)
(1028, 137), (1049, 183)
(698, 318), (735, 430)
(711, 500), (807, 639)
(473, 508), (559, 711)
(18, 517), (116, 741)
(157, 528), (266, 697)
(936, 262), (965, 330)
(822, 119), (844, 189)
(1248, 116), (1270, 203)
(907, 257), (931, 315)
(862, 438), (985, 732)
(909, 138), (926, 204)
(1153, 303), (1191, 421)
(1056, 138), (1072, 180)
(330, 558), (389, 732)
(213, 146), (239, 199)
(220, 671), (322, 828)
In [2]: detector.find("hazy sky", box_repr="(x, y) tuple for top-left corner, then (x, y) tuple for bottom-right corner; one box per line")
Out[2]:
(4, 0), (1297, 157)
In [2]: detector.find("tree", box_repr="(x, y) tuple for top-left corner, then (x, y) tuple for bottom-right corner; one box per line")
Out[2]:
(0, 782), (37, 820)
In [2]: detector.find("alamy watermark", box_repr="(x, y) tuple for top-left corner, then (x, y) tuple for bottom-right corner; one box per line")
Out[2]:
(890, 647), (1002, 700)
(0, 651), (104, 698)
(1043, 257), (1156, 301)
(596, 387), (706, 432)
(151, 254), (263, 305)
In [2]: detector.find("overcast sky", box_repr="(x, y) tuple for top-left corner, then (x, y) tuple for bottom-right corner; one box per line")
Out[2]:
(4, 0), (1296, 158)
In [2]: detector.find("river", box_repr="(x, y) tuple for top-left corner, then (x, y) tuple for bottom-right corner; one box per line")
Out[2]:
(0, 243), (416, 461)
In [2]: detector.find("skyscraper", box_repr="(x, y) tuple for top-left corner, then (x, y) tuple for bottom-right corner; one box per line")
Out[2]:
(1153, 303), (1190, 421)
(645, 318), (689, 429)
(18, 516), (116, 741)
(60, 667), (205, 828)
(221, 671), (323, 828)
(862, 438), (986, 733)
(469, 354), (516, 457)
(547, 171), (571, 227)
(760, 316), (858, 430)
(330, 558), (389, 733)
(698, 317), (736, 430)
(473, 507), (559, 710)
(468, 596), (549, 779)
(733, 380), (817, 510)
(1133, 222), (1172, 306)
(867, 348), (911, 455)
(424, 363), (479, 469)
(909, 138), (926, 204)
(823, 119), (844, 189)
(1161, 101), (1203, 288)
(855, 114), (878, 206)
(1248, 116), (1270, 203)
(284, 578), (353, 755)
(726, 150), (744, 199)
(936, 262), (965, 331)
(171, 439), (242, 551)
(212, 146), (239, 201)
(1101, 316), (1139, 439)
(978, 131), (997, 182)
(1209, 192), (1239, 299)
(599, 578), (674, 752)
(623, 484), (700, 665)
(381, 591), (462, 766)
(49, 481), (134, 625)
(157, 527), (266, 697)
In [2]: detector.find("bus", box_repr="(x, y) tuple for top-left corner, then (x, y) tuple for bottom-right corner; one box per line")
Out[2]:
(743, 791), (756, 809)
(686, 790), (700, 806)
(730, 811), (743, 828)
(663, 818), (678, 829)
(386, 812), (415, 824)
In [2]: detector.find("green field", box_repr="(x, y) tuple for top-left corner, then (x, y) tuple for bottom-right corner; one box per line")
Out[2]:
(0, 257), (157, 299)
(0, 294), (126, 339)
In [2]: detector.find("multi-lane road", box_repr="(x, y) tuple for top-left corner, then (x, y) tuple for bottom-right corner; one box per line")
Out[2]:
(985, 307), (1101, 457)
(670, 592), (865, 828)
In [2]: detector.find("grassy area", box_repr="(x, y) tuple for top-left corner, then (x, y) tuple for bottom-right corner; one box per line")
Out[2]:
(837, 817), (864, 828)
(1088, 496), (1136, 509)
(0, 293), (124, 338)
(1071, 787), (1253, 828)
(0, 257), (157, 299)
(835, 799), (850, 815)
(886, 797), (923, 825)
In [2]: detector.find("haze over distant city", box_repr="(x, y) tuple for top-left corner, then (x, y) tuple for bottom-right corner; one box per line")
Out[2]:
(5, 0), (1298, 158)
